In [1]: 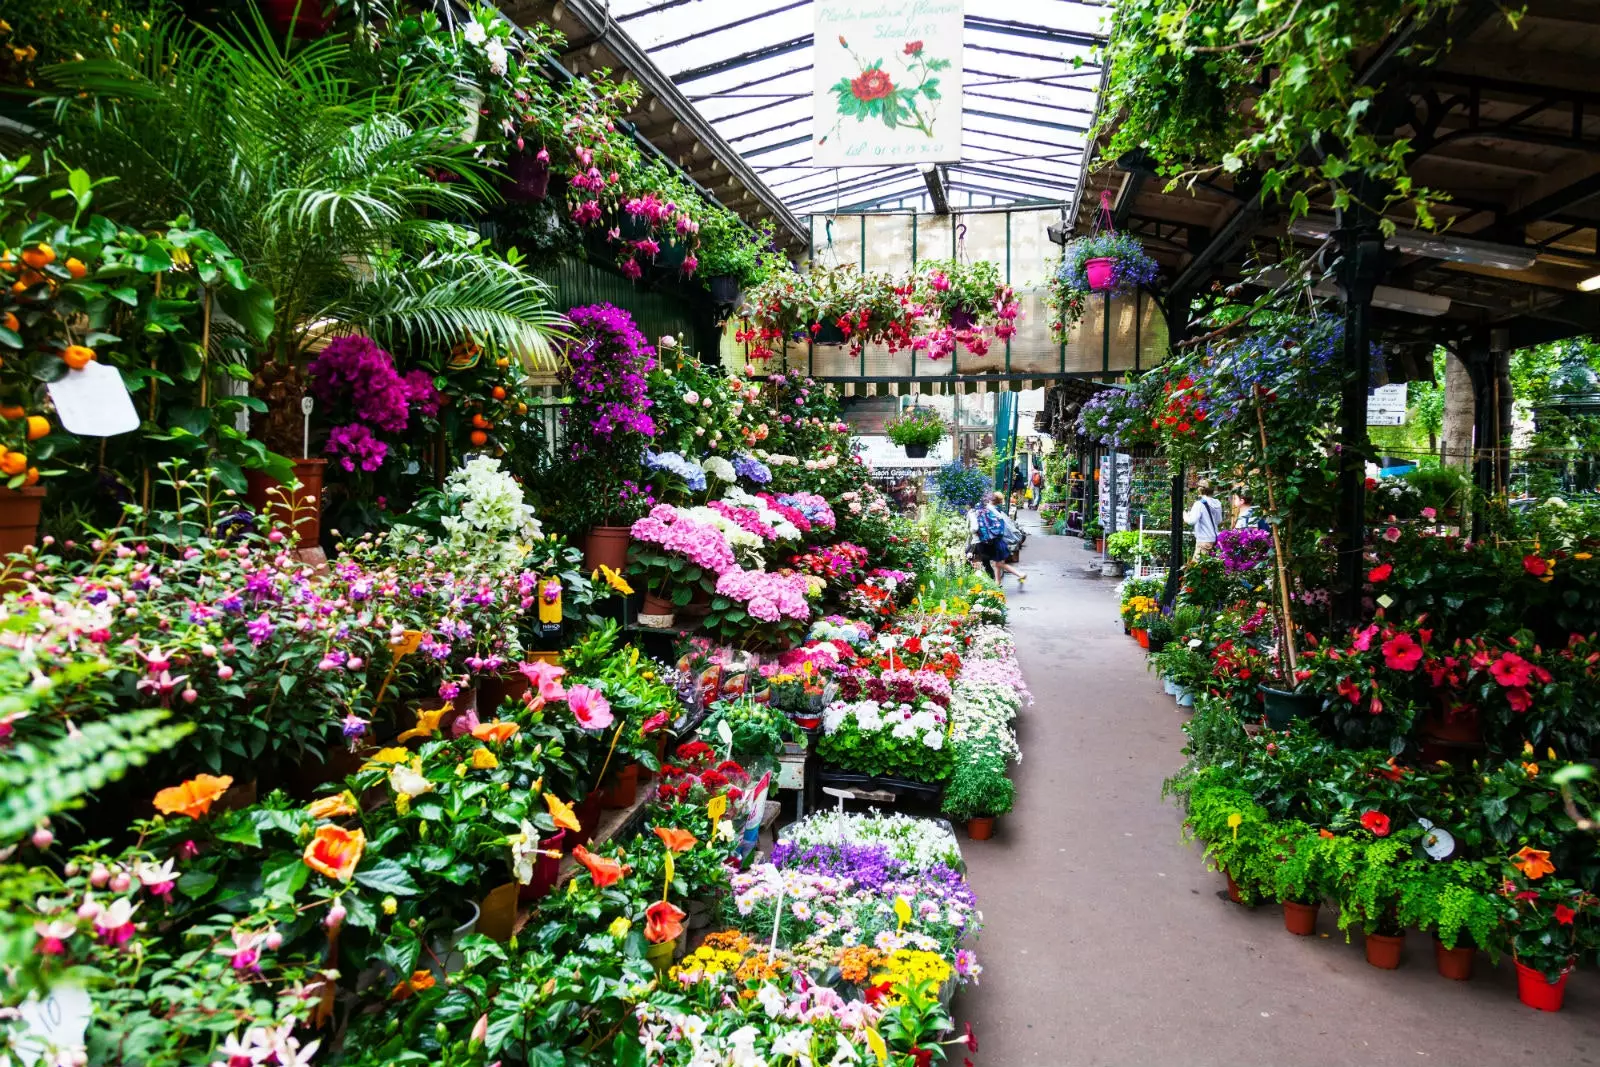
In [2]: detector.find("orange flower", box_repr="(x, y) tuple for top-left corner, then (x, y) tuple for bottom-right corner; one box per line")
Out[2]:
(544, 792), (580, 833)
(153, 774), (234, 819)
(303, 825), (366, 883)
(1511, 846), (1555, 880)
(644, 900), (686, 944)
(305, 792), (358, 820)
(1318, 829), (1335, 839)
(572, 844), (625, 888)
(391, 969), (436, 1000)
(471, 720), (520, 744)
(653, 827), (698, 853)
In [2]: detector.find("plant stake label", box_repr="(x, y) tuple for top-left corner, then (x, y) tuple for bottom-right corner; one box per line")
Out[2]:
(46, 362), (138, 437)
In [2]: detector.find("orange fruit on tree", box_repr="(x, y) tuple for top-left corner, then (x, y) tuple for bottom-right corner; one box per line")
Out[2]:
(2, 311), (18, 331)
(22, 467), (39, 486)
(62, 345), (95, 370)
(516, 402), (528, 414)
(20, 244), (55, 270)
(65, 257), (88, 279)
(0, 251), (16, 273)
(495, 357), (510, 369)
(0, 451), (25, 477)
(0, 406), (23, 420)
(471, 413), (490, 430)
(25, 415), (48, 441)
(469, 429), (488, 447)
(491, 386), (506, 400)
(18, 270), (43, 287)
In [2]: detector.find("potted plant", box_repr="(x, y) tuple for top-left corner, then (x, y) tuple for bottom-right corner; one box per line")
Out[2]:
(916, 258), (1008, 331)
(1395, 857), (1500, 982)
(941, 740), (1014, 841)
(1144, 611), (1175, 653)
(1501, 868), (1592, 1011)
(1270, 825), (1339, 936)
(884, 406), (948, 459)
(1083, 519), (1105, 553)
(1061, 231), (1161, 295)
(1336, 823), (1424, 969)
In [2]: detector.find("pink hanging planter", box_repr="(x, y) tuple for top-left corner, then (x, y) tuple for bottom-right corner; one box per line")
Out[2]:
(1085, 257), (1117, 292)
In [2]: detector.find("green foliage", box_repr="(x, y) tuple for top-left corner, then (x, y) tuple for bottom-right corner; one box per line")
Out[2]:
(941, 737), (1014, 821)
(1107, 530), (1168, 564)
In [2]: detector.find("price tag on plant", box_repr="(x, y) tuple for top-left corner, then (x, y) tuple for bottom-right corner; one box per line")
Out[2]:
(45, 362), (139, 437)
(9, 984), (91, 1067)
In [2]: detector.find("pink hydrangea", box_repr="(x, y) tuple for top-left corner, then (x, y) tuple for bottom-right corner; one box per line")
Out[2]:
(714, 568), (811, 622)
(631, 505), (738, 574)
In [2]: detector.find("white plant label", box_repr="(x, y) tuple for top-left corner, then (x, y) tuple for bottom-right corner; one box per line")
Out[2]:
(46, 362), (139, 437)
(8, 984), (91, 1067)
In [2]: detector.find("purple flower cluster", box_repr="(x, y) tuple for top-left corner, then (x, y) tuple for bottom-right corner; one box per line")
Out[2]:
(326, 423), (388, 473)
(1217, 527), (1273, 573)
(1075, 388), (1149, 445)
(771, 841), (905, 891)
(308, 335), (411, 433)
(564, 304), (658, 457)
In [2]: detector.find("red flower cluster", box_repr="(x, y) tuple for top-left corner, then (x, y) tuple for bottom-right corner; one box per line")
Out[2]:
(1153, 375), (1208, 435)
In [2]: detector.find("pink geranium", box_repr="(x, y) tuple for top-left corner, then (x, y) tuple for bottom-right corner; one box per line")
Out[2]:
(565, 684), (614, 731)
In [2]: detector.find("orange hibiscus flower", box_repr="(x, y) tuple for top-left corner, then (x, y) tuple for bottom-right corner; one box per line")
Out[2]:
(391, 969), (436, 1000)
(305, 792), (358, 820)
(1511, 846), (1556, 880)
(653, 827), (698, 853)
(303, 825), (366, 883)
(544, 793), (580, 833)
(153, 774), (234, 819)
(471, 720), (520, 744)
(572, 844), (625, 888)
(644, 900), (686, 944)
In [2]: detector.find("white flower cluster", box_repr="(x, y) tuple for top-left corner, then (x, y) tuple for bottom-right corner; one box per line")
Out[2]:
(779, 810), (962, 872)
(949, 625), (1029, 763)
(702, 455), (736, 484)
(822, 698), (947, 750)
(722, 486), (802, 541)
(755, 450), (801, 467)
(440, 456), (541, 564)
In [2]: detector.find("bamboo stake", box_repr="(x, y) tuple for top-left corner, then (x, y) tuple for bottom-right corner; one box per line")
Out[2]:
(1254, 402), (1298, 674)
(198, 288), (212, 408)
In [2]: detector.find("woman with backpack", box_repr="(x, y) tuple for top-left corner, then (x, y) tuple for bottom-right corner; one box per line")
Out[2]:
(976, 492), (1028, 587)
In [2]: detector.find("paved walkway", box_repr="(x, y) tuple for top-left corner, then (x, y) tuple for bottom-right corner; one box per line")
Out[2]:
(961, 523), (1600, 1066)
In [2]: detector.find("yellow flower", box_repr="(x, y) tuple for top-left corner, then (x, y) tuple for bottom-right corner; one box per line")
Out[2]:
(596, 564), (633, 596)
(396, 705), (449, 743)
(1523, 762), (1539, 777)
(381, 895), (398, 915)
(305, 792), (358, 820)
(471, 747), (499, 770)
(1576, 552), (1593, 561)
(362, 746), (410, 770)
(608, 917), (631, 939)
(544, 792), (580, 833)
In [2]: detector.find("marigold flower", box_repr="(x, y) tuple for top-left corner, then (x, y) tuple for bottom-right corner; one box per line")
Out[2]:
(153, 774), (234, 819)
(303, 825), (365, 882)
(1511, 846), (1555, 880)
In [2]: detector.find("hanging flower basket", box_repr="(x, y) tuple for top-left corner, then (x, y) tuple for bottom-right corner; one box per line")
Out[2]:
(1061, 233), (1160, 297)
(1085, 257), (1117, 291)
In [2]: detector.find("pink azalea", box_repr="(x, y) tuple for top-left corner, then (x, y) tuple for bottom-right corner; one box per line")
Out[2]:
(565, 684), (614, 731)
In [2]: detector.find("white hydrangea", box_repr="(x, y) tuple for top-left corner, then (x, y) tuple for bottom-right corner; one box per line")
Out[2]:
(440, 456), (540, 564)
(703, 456), (736, 484)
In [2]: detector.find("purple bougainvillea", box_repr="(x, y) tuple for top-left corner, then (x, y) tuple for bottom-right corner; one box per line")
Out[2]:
(563, 304), (658, 458)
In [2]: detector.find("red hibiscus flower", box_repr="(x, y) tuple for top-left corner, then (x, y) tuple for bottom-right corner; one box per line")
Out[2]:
(1382, 633), (1423, 671)
(1360, 810), (1391, 837)
(1336, 677), (1362, 705)
(850, 68), (895, 103)
(863, 981), (893, 1006)
(1523, 554), (1549, 577)
(644, 900), (686, 944)
(1556, 904), (1577, 925)
(1506, 686), (1532, 712)
(1489, 652), (1534, 688)
(1367, 563), (1392, 583)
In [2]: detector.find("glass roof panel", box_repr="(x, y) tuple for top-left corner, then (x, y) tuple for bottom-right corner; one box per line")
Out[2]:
(605, 0), (1109, 216)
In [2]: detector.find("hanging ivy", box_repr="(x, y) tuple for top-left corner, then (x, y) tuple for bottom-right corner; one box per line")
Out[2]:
(1095, 0), (1517, 231)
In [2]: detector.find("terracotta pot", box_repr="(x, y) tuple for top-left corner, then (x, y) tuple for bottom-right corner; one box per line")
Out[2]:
(967, 816), (995, 841)
(1515, 958), (1572, 1011)
(1435, 939), (1476, 981)
(0, 485), (45, 565)
(245, 458), (328, 550)
(516, 829), (566, 903)
(1282, 900), (1319, 936)
(1094, 537), (1106, 553)
(1132, 627), (1150, 649)
(583, 525), (632, 573)
(639, 593), (676, 629)
(1365, 931), (1404, 970)
(600, 763), (639, 809)
(1225, 871), (1244, 905)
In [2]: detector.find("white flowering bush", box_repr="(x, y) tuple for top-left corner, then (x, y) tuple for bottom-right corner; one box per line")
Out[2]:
(439, 456), (542, 563)
(778, 810), (962, 872)
(816, 697), (952, 782)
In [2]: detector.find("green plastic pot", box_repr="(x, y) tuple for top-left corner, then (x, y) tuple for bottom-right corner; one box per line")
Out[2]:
(1259, 685), (1322, 729)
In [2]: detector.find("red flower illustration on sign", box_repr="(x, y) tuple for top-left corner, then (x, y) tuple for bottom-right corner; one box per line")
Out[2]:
(850, 68), (895, 102)
(905, 40), (925, 55)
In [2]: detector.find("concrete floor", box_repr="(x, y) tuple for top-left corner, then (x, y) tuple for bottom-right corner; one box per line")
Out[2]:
(960, 525), (1600, 1067)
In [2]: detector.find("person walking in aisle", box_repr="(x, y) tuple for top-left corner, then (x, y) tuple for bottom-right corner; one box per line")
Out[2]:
(1231, 488), (1263, 530)
(977, 492), (1028, 587)
(1184, 481), (1223, 559)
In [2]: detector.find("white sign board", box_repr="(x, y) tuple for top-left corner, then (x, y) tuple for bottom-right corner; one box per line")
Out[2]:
(813, 1), (964, 167)
(45, 362), (139, 437)
(1367, 383), (1408, 426)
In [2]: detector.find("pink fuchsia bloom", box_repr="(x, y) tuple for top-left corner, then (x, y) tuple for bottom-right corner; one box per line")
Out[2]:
(94, 898), (139, 947)
(216, 928), (267, 974)
(34, 919), (76, 956)
(564, 684), (614, 731)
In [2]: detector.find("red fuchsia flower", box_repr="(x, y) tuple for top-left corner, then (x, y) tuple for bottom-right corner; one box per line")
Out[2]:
(1360, 810), (1391, 837)
(1523, 554), (1549, 577)
(1367, 563), (1392, 583)
(1556, 904), (1577, 925)
(1382, 633), (1423, 671)
(850, 68), (895, 102)
(1489, 652), (1534, 688)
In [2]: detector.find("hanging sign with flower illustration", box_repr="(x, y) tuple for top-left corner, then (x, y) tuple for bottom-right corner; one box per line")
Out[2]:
(813, 1), (964, 167)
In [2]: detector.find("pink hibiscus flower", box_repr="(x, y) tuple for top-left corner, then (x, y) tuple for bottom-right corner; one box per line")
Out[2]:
(565, 684), (614, 731)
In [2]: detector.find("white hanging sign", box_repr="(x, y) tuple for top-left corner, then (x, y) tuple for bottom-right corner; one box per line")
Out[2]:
(813, 0), (964, 167)
(8, 984), (91, 1067)
(1367, 383), (1408, 426)
(46, 362), (140, 437)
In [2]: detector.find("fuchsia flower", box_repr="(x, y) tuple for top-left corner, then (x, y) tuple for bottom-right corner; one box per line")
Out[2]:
(565, 684), (614, 731)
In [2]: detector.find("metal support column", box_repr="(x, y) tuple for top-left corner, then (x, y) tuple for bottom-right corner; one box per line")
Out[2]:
(1161, 288), (1194, 607)
(1333, 202), (1385, 623)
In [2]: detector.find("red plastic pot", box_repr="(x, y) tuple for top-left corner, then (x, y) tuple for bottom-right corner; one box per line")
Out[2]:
(1365, 932), (1404, 970)
(1515, 959), (1571, 1011)
(1435, 940), (1475, 981)
(1225, 872), (1243, 905)
(517, 829), (566, 903)
(1282, 900), (1319, 936)
(1132, 628), (1150, 649)
(967, 817), (995, 841)
(640, 593), (676, 626)
(1085, 256), (1117, 291)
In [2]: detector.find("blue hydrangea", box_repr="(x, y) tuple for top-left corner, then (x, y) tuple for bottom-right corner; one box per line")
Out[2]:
(642, 449), (707, 492)
(734, 454), (772, 485)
